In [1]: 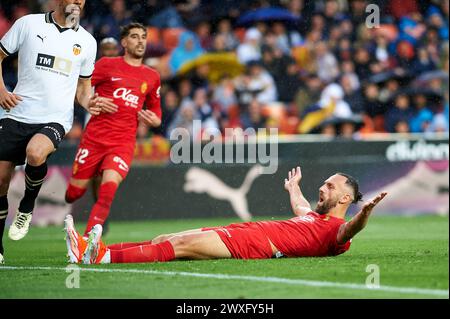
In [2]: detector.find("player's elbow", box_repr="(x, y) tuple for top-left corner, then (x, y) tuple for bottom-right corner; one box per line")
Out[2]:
(294, 206), (311, 216)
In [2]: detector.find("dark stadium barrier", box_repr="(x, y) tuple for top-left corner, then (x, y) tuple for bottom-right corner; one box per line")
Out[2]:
(5, 135), (449, 225)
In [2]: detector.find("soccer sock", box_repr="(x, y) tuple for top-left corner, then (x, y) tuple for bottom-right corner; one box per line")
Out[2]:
(110, 241), (175, 263)
(107, 240), (153, 251)
(18, 163), (48, 214)
(84, 181), (118, 236)
(65, 184), (87, 203)
(0, 195), (8, 255)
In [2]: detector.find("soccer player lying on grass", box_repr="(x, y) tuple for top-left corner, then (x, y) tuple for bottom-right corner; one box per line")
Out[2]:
(64, 167), (387, 264)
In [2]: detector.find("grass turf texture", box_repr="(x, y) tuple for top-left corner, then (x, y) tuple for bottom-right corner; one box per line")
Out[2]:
(0, 215), (448, 299)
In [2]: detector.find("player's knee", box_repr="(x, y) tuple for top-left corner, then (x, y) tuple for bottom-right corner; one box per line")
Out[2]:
(65, 184), (87, 203)
(169, 235), (193, 250)
(26, 145), (48, 166)
(152, 234), (170, 244)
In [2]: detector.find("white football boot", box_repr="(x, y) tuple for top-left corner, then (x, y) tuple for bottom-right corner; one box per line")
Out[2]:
(8, 210), (32, 240)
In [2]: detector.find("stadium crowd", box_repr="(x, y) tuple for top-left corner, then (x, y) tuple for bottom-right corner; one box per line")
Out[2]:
(1, 0), (449, 141)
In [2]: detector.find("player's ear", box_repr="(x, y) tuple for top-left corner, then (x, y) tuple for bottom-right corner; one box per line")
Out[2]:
(339, 194), (352, 205)
(120, 37), (127, 48)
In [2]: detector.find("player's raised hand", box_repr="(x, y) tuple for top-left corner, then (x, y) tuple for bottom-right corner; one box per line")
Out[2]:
(138, 110), (161, 128)
(284, 166), (302, 191)
(360, 192), (388, 216)
(0, 87), (22, 110)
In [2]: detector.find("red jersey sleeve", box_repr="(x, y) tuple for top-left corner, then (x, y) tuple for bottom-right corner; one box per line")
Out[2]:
(329, 222), (352, 256)
(145, 72), (162, 120)
(91, 57), (110, 87)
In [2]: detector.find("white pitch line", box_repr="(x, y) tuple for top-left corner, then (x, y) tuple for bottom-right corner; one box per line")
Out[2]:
(0, 265), (448, 297)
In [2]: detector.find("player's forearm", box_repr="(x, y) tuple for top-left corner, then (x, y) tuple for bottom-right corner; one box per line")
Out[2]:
(75, 80), (92, 111)
(0, 56), (7, 92)
(288, 184), (311, 216)
(339, 211), (370, 243)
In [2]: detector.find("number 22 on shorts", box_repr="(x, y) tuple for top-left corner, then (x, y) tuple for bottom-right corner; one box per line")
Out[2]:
(75, 148), (89, 164)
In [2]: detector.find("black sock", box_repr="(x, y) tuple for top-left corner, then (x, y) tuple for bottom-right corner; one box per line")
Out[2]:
(18, 163), (48, 214)
(0, 195), (8, 255)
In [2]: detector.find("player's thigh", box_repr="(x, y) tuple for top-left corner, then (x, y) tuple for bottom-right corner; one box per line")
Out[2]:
(0, 161), (15, 194)
(170, 231), (232, 259)
(26, 133), (55, 165)
(26, 123), (66, 165)
(152, 228), (203, 244)
(101, 169), (123, 185)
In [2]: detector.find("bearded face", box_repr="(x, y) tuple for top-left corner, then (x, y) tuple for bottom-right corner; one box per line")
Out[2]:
(315, 192), (339, 215)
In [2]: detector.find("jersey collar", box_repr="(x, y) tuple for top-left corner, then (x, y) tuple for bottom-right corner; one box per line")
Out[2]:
(45, 11), (80, 33)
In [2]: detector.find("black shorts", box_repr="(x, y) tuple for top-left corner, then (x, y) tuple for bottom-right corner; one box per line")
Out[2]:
(0, 118), (66, 165)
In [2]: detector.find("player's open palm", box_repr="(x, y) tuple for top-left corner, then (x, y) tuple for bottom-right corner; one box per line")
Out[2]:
(284, 166), (302, 191)
(360, 192), (388, 216)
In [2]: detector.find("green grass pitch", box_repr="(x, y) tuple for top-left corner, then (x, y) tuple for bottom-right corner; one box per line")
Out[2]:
(0, 215), (448, 299)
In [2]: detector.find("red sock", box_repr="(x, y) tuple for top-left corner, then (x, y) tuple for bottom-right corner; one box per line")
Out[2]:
(107, 240), (153, 250)
(65, 184), (87, 203)
(110, 241), (175, 263)
(84, 181), (118, 236)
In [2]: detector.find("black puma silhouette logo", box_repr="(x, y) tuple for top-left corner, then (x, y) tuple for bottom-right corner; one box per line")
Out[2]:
(37, 35), (46, 43)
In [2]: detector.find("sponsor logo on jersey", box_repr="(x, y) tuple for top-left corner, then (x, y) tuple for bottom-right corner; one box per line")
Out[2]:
(111, 77), (122, 81)
(113, 87), (140, 108)
(36, 53), (72, 75)
(140, 81), (148, 94)
(73, 44), (81, 56)
(113, 156), (129, 172)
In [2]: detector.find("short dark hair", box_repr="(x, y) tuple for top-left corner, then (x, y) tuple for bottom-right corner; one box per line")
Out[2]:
(120, 22), (146, 40)
(337, 173), (363, 204)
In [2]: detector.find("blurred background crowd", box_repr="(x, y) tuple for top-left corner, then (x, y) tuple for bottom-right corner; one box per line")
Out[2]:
(1, 0), (449, 141)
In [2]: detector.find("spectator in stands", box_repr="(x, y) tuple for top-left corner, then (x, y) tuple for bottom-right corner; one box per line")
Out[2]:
(99, 37), (120, 58)
(95, 0), (132, 39)
(216, 18), (239, 51)
(362, 83), (385, 119)
(341, 74), (364, 115)
(315, 41), (339, 83)
(240, 99), (267, 131)
(160, 89), (180, 138)
(236, 28), (262, 65)
(294, 73), (323, 117)
(385, 94), (414, 133)
(169, 31), (204, 74)
(212, 76), (238, 113)
(409, 93), (434, 133)
(245, 60), (278, 105)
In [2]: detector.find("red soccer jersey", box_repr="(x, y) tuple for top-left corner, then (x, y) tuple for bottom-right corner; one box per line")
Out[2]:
(82, 56), (161, 147)
(255, 212), (351, 257)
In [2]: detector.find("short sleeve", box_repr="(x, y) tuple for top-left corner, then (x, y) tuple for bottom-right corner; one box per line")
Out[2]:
(79, 38), (97, 78)
(145, 72), (162, 119)
(0, 16), (28, 56)
(91, 57), (109, 87)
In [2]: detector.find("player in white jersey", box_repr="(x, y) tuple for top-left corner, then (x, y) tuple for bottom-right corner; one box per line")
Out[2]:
(0, 0), (117, 264)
